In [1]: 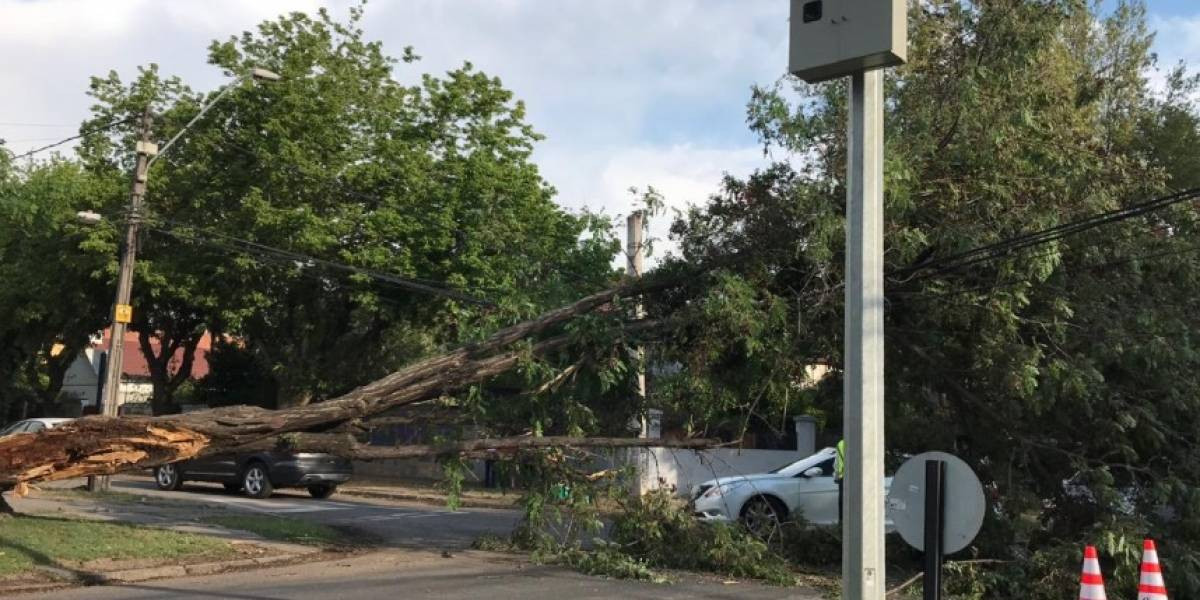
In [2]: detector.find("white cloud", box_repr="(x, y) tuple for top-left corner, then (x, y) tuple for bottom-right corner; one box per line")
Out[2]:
(1146, 14), (1200, 96)
(1150, 14), (1200, 70)
(1, 0), (784, 255)
(539, 143), (768, 263)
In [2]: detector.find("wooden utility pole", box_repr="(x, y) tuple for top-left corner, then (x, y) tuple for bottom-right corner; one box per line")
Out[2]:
(90, 109), (155, 493)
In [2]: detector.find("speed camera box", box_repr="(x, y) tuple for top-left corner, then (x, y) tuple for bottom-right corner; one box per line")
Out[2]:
(788, 0), (906, 83)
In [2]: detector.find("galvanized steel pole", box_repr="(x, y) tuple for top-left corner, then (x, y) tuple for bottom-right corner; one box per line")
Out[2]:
(842, 68), (887, 600)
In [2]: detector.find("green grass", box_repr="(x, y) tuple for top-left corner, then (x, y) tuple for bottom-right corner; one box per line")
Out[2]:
(0, 516), (233, 577)
(200, 515), (354, 547)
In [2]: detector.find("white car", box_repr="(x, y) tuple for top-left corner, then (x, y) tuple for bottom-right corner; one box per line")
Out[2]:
(691, 447), (892, 535)
(0, 417), (74, 437)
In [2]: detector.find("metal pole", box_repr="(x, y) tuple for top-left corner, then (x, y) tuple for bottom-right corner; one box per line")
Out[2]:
(842, 68), (886, 600)
(88, 108), (154, 493)
(923, 460), (947, 600)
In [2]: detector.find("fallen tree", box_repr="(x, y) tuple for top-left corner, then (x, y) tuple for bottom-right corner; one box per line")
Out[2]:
(0, 279), (704, 512)
(246, 432), (716, 460)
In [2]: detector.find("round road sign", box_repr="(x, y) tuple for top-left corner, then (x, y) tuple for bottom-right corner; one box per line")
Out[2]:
(887, 451), (985, 554)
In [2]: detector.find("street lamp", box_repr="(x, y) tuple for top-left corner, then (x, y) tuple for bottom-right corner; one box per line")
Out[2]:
(148, 67), (281, 168)
(75, 210), (102, 226)
(88, 67), (280, 493)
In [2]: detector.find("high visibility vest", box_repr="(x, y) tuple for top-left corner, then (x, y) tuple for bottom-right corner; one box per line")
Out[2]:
(835, 439), (846, 480)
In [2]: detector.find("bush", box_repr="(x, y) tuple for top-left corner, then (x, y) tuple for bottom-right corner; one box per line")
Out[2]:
(607, 489), (797, 585)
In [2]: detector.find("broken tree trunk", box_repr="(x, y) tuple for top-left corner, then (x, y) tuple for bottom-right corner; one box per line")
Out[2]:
(0, 281), (678, 488)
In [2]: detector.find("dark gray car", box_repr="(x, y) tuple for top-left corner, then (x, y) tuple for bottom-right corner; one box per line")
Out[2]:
(153, 451), (353, 499)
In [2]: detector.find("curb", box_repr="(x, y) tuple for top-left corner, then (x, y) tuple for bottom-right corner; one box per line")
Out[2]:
(1, 547), (354, 594)
(104, 553), (315, 582)
(336, 488), (519, 510)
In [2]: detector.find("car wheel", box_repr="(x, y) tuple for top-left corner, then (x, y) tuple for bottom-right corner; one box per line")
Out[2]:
(740, 496), (786, 540)
(153, 464), (183, 491)
(222, 483), (241, 493)
(241, 462), (274, 499)
(308, 484), (337, 499)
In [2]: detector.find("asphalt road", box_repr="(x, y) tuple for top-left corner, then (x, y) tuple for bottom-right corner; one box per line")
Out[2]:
(107, 477), (523, 549)
(21, 550), (814, 600)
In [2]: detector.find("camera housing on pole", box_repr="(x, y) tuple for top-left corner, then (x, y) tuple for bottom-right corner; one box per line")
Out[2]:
(788, 0), (907, 83)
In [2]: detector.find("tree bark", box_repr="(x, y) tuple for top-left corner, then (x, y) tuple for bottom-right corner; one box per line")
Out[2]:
(0, 281), (674, 488)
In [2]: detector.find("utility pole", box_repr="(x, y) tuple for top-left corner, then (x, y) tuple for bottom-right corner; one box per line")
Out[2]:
(89, 108), (155, 493)
(841, 69), (887, 598)
(626, 211), (652, 496)
(626, 210), (647, 437)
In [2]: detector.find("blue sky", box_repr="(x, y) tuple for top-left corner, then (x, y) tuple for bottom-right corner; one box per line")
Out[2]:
(1, 1), (1198, 256)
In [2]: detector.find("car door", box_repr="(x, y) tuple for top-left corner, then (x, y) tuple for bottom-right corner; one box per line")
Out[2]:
(182, 453), (239, 481)
(787, 457), (839, 525)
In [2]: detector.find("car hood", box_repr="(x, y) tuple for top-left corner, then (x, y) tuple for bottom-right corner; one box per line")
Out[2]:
(693, 474), (786, 496)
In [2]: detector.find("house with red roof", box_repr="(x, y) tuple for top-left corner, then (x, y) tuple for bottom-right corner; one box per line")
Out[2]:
(60, 328), (213, 414)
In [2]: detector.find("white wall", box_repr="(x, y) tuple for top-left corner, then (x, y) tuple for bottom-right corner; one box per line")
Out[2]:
(633, 447), (813, 497)
(60, 350), (100, 407)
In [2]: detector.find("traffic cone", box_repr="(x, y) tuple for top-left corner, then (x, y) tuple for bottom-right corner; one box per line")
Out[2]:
(1138, 539), (1168, 600)
(1079, 545), (1107, 600)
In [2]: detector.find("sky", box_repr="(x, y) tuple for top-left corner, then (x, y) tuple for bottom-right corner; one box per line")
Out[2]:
(2, 1), (1199, 259)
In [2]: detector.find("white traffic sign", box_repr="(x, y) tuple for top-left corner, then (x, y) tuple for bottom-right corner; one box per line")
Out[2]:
(887, 452), (986, 554)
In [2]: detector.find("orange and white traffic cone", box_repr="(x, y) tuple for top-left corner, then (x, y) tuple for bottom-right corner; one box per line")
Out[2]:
(1138, 539), (1168, 600)
(1079, 545), (1107, 600)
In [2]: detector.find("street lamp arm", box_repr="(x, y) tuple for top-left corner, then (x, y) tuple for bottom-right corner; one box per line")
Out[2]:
(146, 76), (244, 169)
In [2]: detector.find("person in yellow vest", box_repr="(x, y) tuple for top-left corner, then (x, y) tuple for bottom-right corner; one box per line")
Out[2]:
(835, 439), (845, 524)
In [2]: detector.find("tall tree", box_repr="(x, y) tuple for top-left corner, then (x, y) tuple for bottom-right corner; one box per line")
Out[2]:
(0, 159), (115, 420)
(654, 0), (1200, 595)
(76, 6), (619, 411)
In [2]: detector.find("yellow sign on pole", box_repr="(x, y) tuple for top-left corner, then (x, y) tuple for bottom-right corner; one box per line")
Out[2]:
(114, 304), (133, 324)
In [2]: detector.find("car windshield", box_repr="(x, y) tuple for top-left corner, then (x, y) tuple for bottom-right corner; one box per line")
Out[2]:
(768, 459), (804, 474)
(0, 421), (26, 436)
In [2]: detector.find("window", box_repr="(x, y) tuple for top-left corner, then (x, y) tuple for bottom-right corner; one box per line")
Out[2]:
(796, 457), (836, 478)
(0, 421), (30, 436)
(26, 422), (45, 433)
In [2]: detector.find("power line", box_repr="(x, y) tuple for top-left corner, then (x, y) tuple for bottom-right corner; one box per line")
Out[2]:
(0, 122), (76, 128)
(895, 188), (1200, 279)
(6, 117), (133, 161)
(146, 219), (496, 307)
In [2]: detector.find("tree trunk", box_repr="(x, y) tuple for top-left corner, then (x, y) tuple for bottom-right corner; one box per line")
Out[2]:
(138, 328), (204, 415)
(0, 280), (675, 487)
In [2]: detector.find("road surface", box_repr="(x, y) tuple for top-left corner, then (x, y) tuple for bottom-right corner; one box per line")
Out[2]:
(19, 550), (813, 599)
(105, 476), (523, 549)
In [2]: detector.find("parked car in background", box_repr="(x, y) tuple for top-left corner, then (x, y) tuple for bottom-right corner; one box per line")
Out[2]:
(153, 451), (353, 499)
(0, 417), (74, 438)
(691, 447), (893, 536)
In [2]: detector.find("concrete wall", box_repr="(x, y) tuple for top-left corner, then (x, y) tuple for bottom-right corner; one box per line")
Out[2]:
(352, 458), (487, 483)
(633, 447), (814, 497)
